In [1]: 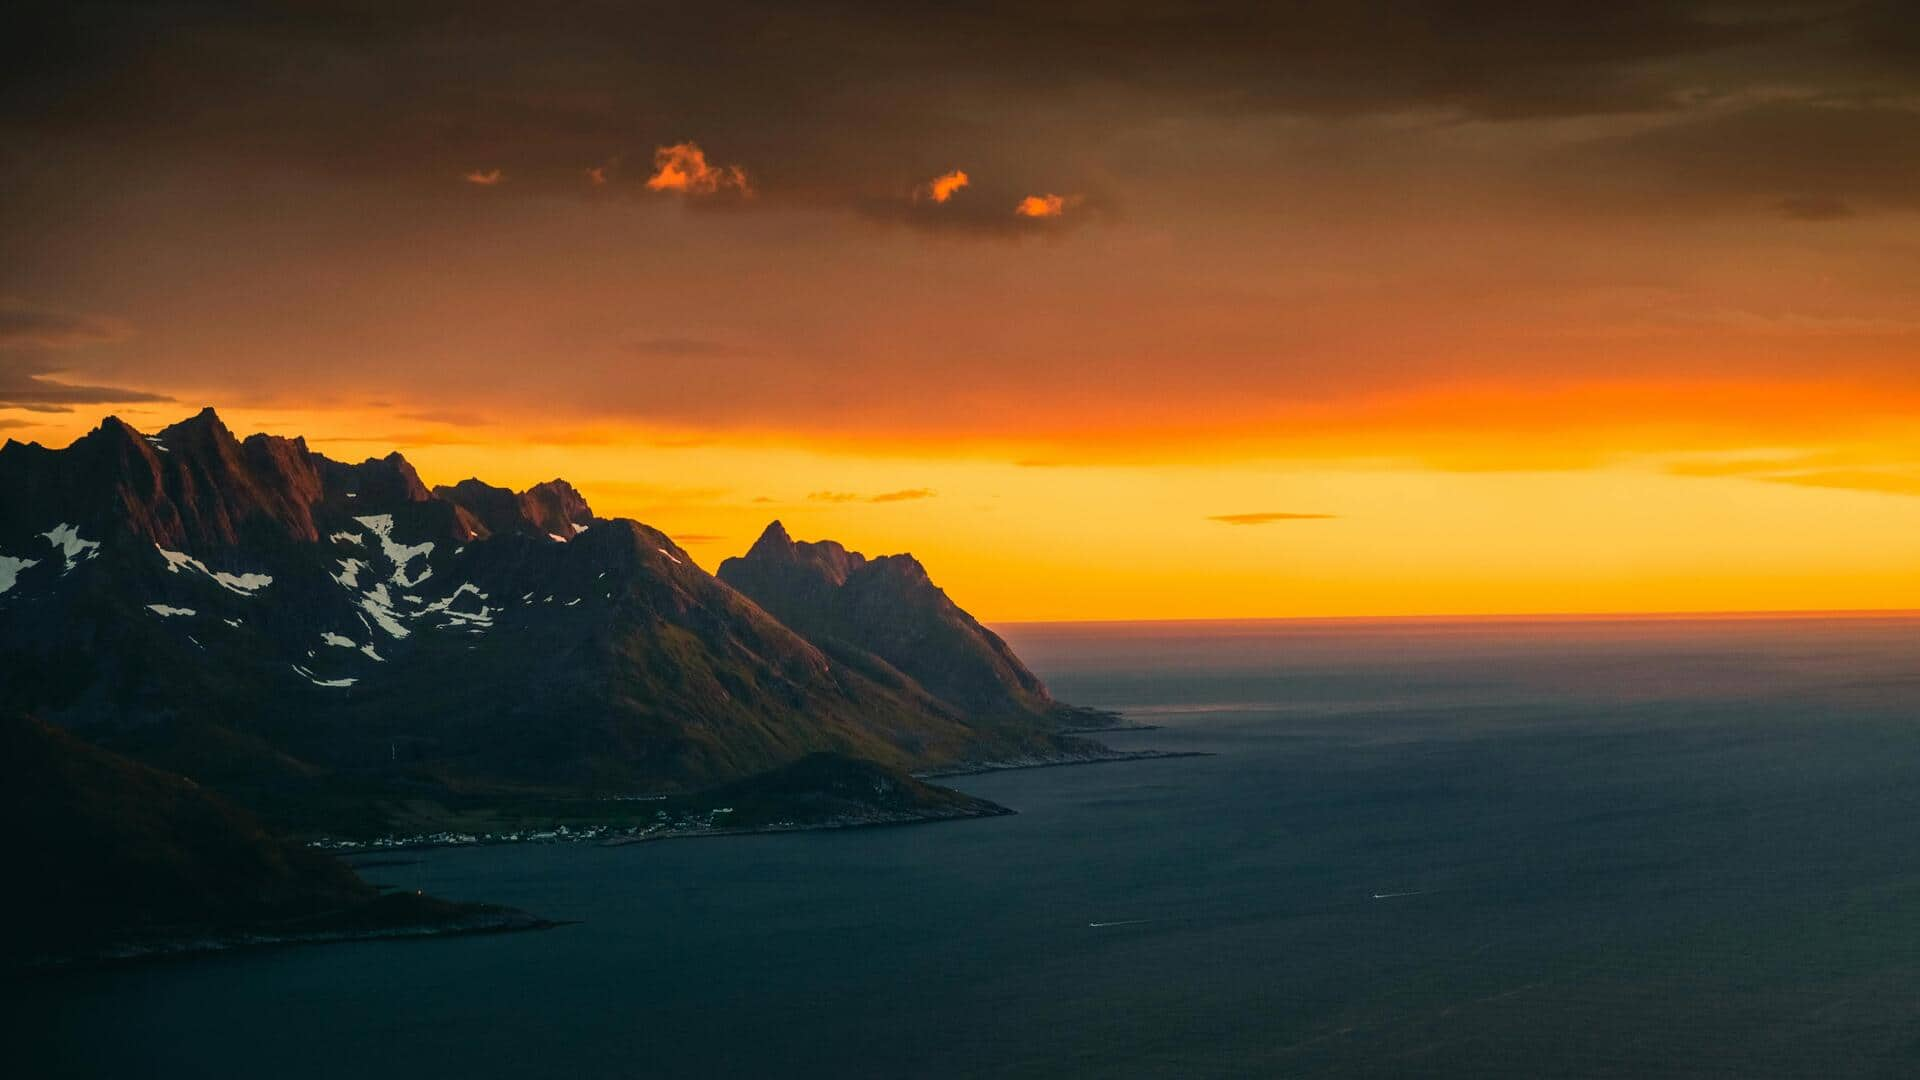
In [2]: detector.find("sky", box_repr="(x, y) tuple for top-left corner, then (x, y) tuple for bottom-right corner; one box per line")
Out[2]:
(4, 1), (1920, 620)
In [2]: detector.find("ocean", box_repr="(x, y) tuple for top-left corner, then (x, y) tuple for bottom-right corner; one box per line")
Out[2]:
(22, 615), (1920, 1077)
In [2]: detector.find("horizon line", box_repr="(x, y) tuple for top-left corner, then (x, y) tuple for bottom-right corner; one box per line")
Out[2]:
(992, 608), (1920, 627)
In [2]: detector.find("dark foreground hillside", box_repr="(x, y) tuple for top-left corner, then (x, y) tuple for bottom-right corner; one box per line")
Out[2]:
(3, 715), (550, 971)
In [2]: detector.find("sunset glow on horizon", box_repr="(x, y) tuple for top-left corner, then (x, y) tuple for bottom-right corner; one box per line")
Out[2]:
(8, 3), (1920, 621)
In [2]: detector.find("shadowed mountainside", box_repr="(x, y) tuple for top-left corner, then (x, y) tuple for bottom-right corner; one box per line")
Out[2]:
(719, 520), (1057, 720)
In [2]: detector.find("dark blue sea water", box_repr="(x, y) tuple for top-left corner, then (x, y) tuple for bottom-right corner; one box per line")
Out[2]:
(22, 616), (1920, 1078)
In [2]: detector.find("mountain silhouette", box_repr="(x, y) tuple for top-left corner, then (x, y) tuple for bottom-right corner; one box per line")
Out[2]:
(0, 410), (1106, 829)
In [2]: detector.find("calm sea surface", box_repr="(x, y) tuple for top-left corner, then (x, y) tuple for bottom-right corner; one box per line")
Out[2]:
(22, 616), (1920, 1077)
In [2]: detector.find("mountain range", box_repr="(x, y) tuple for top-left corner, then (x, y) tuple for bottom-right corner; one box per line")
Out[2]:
(0, 409), (1118, 837)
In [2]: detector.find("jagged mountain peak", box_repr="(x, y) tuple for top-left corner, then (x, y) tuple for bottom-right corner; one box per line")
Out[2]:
(742, 521), (865, 584)
(342, 452), (432, 503)
(434, 476), (593, 540)
(719, 526), (1052, 719)
(529, 478), (584, 498)
(77, 413), (155, 452)
(751, 519), (793, 551)
(520, 478), (593, 531)
(160, 405), (234, 439)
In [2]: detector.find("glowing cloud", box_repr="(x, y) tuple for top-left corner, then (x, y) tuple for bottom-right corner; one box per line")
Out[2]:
(919, 170), (970, 203)
(586, 165), (608, 186)
(463, 169), (504, 186)
(1015, 193), (1081, 218)
(645, 142), (752, 196)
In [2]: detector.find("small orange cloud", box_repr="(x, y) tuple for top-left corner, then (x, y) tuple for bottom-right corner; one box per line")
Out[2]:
(645, 142), (752, 196)
(586, 165), (607, 186)
(1015, 193), (1081, 218)
(1209, 512), (1336, 525)
(1670, 456), (1920, 497)
(463, 169), (504, 186)
(919, 170), (970, 203)
(807, 488), (935, 503)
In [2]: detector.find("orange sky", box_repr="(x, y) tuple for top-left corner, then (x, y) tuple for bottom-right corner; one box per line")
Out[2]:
(6, 3), (1920, 620)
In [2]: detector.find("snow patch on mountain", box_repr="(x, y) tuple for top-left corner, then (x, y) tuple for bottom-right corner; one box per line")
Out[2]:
(420, 582), (493, 626)
(0, 555), (39, 595)
(322, 631), (386, 661)
(156, 546), (273, 595)
(358, 591), (410, 639)
(42, 523), (102, 572)
(353, 514), (434, 587)
(146, 604), (196, 617)
(292, 664), (356, 688)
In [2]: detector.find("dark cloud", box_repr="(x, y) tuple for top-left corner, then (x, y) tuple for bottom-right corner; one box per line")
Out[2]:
(1209, 512), (1336, 525)
(0, 298), (130, 348)
(1575, 100), (1920, 216)
(0, 357), (172, 412)
(0, 0), (1866, 225)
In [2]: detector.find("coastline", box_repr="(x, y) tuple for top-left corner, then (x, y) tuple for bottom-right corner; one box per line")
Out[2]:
(23, 902), (566, 975)
(597, 803), (1017, 846)
(313, 742), (1206, 854)
(915, 747), (1209, 779)
(27, 737), (1207, 974)
(326, 801), (1020, 854)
